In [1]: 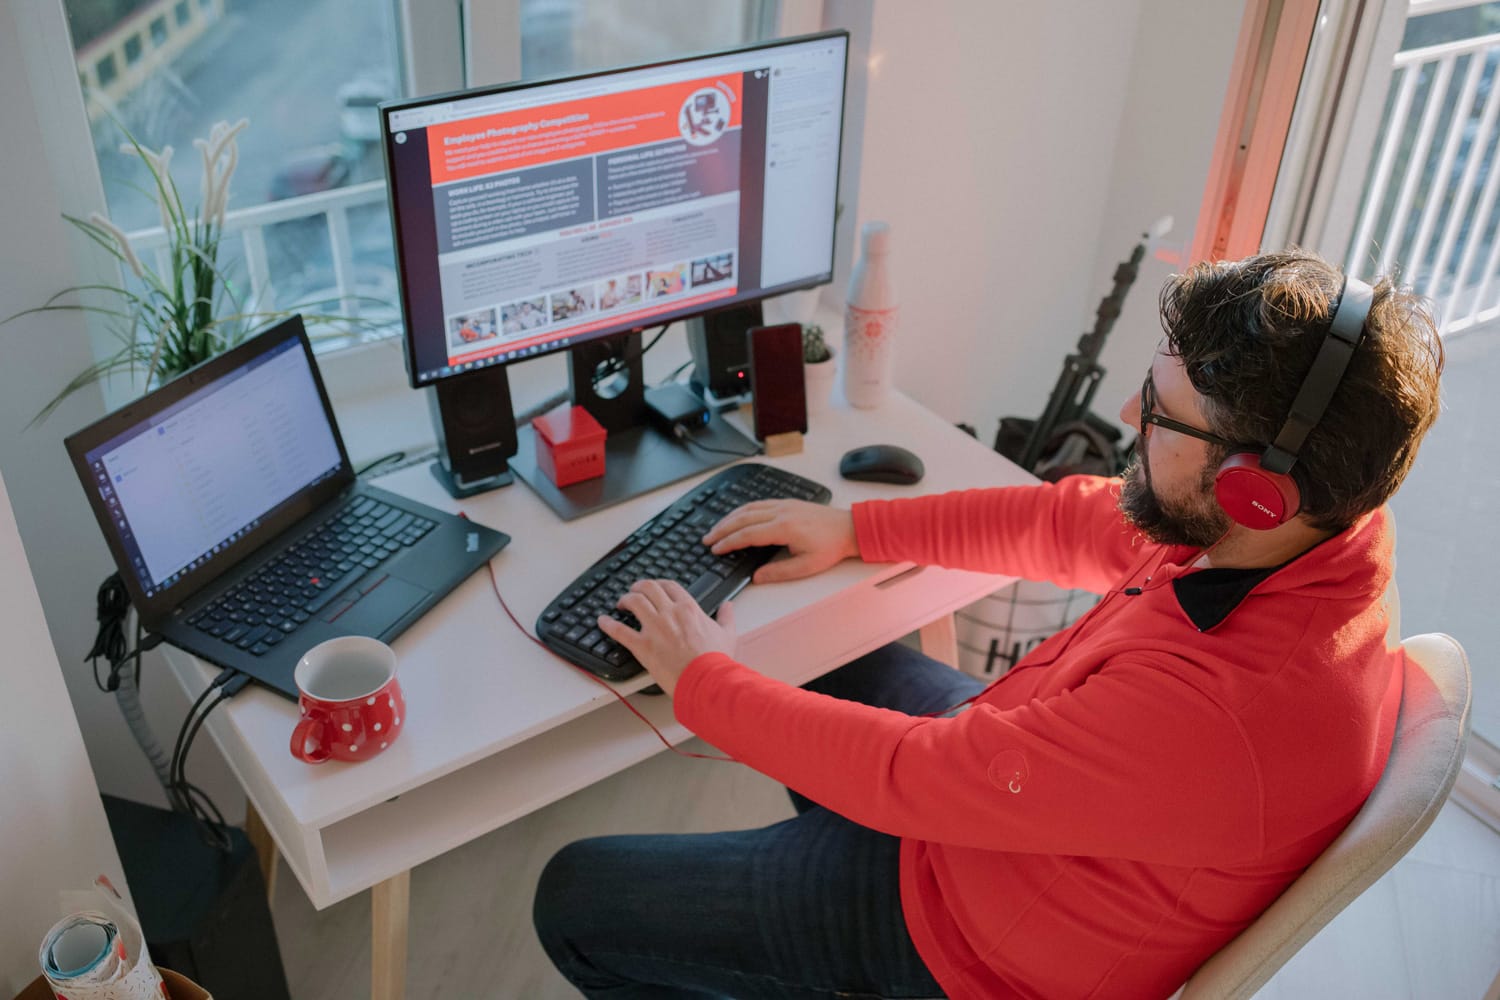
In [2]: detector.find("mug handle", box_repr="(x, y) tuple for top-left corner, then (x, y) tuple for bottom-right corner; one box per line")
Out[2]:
(291, 715), (332, 764)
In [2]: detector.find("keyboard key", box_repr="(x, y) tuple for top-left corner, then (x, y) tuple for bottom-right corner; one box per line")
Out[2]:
(303, 567), (363, 614)
(687, 571), (723, 601)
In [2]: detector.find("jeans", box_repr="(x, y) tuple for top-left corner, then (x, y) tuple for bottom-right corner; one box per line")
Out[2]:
(532, 641), (986, 999)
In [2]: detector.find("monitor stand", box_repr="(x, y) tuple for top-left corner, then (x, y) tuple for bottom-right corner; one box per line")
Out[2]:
(510, 333), (760, 521)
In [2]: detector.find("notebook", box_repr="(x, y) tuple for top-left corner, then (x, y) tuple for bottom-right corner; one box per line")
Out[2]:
(65, 316), (510, 699)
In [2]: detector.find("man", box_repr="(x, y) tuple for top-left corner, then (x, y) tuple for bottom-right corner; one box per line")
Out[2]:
(532, 250), (1443, 999)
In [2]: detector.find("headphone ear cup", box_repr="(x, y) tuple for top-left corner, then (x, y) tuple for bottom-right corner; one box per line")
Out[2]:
(1214, 452), (1302, 529)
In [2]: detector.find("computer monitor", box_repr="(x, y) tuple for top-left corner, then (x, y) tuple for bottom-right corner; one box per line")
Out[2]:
(380, 31), (849, 515)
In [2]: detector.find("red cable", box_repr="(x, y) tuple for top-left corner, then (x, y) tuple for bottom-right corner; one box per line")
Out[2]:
(479, 550), (737, 763)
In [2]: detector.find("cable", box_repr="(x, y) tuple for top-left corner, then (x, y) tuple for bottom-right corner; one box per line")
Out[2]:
(591, 323), (671, 388)
(84, 571), (241, 846)
(673, 425), (761, 458)
(661, 357), (695, 384)
(516, 388), (572, 426)
(168, 668), (250, 850)
(86, 574), (131, 692)
(465, 520), (735, 764)
(356, 450), (407, 477)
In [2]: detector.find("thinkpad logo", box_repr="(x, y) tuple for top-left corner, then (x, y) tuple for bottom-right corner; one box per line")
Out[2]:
(466, 532), (479, 552)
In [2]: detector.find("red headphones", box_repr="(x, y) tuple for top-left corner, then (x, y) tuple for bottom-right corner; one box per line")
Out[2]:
(1212, 276), (1374, 530)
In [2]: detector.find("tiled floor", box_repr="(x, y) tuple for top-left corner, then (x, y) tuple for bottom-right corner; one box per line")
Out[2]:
(270, 329), (1500, 998)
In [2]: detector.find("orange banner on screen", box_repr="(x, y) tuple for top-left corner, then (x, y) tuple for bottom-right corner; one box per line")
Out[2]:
(426, 75), (744, 185)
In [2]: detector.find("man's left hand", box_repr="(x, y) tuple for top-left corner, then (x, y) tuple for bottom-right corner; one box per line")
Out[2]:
(597, 580), (736, 697)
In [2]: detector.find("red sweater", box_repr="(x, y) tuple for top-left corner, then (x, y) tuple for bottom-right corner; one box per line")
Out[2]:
(674, 476), (1402, 1000)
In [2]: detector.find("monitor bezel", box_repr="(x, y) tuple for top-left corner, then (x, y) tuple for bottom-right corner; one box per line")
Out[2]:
(379, 29), (851, 389)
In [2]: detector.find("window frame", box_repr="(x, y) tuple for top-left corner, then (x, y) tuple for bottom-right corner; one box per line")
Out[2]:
(32, 0), (868, 451)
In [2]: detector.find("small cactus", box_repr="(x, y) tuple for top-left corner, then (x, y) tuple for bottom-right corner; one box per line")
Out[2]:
(803, 324), (832, 363)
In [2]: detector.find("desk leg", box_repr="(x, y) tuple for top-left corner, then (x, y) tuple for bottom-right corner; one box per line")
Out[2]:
(371, 870), (410, 1000)
(918, 614), (959, 669)
(244, 800), (279, 903)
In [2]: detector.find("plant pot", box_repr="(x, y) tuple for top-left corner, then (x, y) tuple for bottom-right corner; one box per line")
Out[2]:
(804, 355), (837, 416)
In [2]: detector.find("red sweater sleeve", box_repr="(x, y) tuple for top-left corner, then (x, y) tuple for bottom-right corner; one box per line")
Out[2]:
(675, 652), (1265, 866)
(852, 475), (1141, 594)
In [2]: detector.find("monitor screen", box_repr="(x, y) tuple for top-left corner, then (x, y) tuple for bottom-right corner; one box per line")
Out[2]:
(381, 31), (849, 387)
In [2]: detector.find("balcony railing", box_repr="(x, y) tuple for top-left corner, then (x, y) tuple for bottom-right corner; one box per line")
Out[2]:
(125, 178), (401, 350)
(1347, 16), (1500, 335)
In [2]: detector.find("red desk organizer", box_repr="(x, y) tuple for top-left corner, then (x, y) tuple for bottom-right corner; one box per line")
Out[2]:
(532, 403), (606, 487)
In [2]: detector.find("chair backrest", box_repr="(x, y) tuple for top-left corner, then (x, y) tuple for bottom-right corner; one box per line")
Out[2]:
(1176, 632), (1472, 1000)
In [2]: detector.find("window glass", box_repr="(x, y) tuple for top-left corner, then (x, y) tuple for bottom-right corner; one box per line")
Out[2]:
(520, 0), (767, 78)
(63, 0), (404, 341)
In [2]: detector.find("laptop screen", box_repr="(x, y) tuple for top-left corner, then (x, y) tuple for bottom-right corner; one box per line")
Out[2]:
(79, 332), (344, 601)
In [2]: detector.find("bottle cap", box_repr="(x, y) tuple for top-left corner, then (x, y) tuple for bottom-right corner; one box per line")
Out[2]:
(860, 221), (891, 254)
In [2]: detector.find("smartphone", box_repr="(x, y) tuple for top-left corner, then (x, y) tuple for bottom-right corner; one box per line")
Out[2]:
(747, 323), (808, 440)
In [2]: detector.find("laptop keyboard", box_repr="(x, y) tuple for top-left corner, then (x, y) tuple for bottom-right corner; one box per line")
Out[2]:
(184, 497), (437, 656)
(537, 462), (832, 681)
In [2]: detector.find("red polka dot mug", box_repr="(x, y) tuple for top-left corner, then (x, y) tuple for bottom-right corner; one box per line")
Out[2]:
(290, 636), (405, 764)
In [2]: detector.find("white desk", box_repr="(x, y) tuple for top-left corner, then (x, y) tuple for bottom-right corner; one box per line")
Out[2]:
(163, 391), (1033, 999)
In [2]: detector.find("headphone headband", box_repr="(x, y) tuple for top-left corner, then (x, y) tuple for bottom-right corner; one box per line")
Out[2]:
(1258, 276), (1373, 475)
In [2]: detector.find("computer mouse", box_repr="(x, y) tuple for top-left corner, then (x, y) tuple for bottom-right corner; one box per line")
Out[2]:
(839, 444), (925, 485)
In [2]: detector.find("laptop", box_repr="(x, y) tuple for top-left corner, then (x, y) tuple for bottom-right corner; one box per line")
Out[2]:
(65, 316), (510, 700)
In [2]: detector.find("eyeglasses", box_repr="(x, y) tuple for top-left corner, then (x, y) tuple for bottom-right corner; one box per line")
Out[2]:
(1139, 371), (1233, 447)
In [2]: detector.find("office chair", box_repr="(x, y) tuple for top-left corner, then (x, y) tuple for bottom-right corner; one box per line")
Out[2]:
(1172, 632), (1472, 1000)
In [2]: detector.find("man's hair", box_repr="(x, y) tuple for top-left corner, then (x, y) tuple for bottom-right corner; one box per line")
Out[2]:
(1159, 248), (1444, 532)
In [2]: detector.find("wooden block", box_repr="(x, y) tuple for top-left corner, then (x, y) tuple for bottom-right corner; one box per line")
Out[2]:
(762, 431), (804, 457)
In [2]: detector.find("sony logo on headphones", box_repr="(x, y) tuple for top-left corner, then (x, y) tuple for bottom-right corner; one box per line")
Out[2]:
(1250, 500), (1275, 517)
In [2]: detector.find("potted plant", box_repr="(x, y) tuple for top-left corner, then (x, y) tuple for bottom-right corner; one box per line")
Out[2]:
(803, 323), (836, 414)
(6, 120), (373, 425)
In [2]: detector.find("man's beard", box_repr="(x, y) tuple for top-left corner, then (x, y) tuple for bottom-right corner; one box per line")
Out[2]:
(1118, 451), (1230, 548)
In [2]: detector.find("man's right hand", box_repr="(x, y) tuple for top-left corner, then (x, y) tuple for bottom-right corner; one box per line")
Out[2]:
(702, 499), (860, 583)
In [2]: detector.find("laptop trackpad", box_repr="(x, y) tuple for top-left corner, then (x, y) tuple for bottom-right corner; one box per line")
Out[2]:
(330, 577), (427, 636)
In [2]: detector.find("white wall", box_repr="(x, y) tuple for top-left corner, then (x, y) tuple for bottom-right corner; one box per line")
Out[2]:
(854, 1), (1241, 442)
(0, 464), (129, 993)
(1084, 1), (1245, 431)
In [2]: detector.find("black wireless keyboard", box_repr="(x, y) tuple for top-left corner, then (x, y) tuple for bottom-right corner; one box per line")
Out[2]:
(537, 462), (833, 680)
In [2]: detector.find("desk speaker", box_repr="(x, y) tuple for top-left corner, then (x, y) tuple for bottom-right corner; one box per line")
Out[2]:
(688, 302), (762, 399)
(427, 365), (518, 495)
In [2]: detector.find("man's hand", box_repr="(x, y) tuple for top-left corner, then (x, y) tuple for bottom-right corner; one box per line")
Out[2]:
(597, 580), (737, 697)
(702, 499), (859, 583)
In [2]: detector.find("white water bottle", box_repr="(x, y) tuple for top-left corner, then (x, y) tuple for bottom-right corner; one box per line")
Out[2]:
(843, 221), (898, 408)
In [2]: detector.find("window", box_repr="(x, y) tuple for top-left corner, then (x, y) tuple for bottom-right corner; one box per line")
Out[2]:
(63, 0), (405, 343)
(54, 0), (780, 380)
(519, 0), (769, 78)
